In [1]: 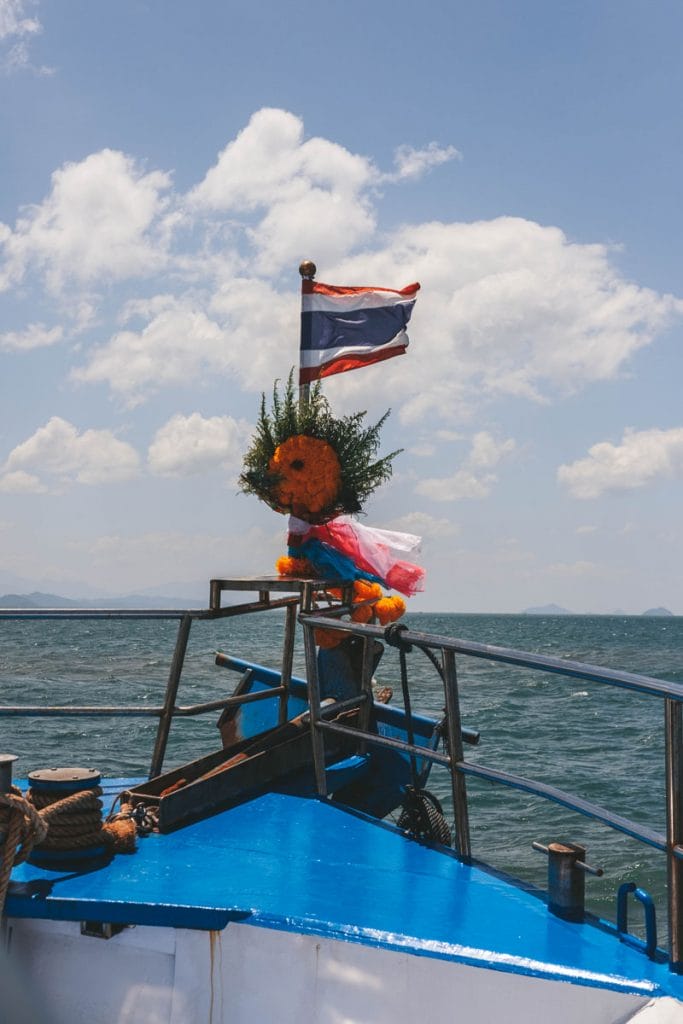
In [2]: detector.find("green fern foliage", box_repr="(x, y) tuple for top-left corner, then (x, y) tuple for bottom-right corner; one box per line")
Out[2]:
(239, 370), (401, 520)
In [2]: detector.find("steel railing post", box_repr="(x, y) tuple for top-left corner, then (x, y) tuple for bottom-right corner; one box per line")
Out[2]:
(357, 636), (376, 754)
(665, 698), (683, 971)
(442, 648), (471, 860)
(279, 603), (297, 725)
(149, 613), (192, 778)
(301, 618), (327, 797)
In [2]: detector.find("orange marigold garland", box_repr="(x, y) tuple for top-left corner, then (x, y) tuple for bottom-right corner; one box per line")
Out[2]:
(239, 371), (398, 524)
(313, 583), (406, 648)
(240, 371), (422, 648)
(269, 435), (342, 517)
(275, 555), (315, 577)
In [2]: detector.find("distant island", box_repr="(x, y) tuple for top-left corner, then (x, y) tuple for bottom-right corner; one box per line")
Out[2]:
(523, 604), (676, 617)
(522, 604), (573, 615)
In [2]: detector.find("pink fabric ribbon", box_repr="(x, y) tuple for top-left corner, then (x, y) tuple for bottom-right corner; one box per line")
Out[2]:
(288, 515), (425, 597)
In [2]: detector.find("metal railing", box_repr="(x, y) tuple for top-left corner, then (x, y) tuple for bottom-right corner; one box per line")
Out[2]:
(0, 577), (352, 777)
(0, 595), (303, 777)
(298, 611), (683, 973)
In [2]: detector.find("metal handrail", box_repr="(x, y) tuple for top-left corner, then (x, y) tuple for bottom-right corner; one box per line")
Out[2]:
(298, 614), (683, 702)
(0, 595), (300, 777)
(298, 612), (683, 973)
(0, 595), (300, 622)
(0, 579), (338, 775)
(0, 686), (287, 718)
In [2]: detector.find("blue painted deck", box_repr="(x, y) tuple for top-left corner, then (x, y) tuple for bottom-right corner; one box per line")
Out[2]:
(7, 779), (683, 1001)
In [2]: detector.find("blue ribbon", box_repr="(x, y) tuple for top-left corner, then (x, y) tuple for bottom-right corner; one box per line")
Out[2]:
(291, 538), (385, 587)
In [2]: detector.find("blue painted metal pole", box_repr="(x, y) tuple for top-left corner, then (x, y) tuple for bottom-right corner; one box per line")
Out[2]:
(617, 882), (658, 959)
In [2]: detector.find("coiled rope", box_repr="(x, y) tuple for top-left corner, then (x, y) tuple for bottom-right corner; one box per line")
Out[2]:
(384, 622), (453, 847)
(28, 785), (106, 850)
(0, 779), (137, 917)
(0, 786), (48, 912)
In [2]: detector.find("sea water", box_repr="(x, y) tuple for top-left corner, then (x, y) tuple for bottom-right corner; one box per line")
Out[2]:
(2, 610), (682, 939)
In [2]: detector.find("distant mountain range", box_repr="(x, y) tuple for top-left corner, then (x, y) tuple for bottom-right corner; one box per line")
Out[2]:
(0, 590), (205, 610)
(522, 603), (675, 617)
(0, 591), (677, 616)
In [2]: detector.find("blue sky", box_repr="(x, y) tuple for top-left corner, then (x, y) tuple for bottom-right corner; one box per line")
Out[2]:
(1, 0), (682, 613)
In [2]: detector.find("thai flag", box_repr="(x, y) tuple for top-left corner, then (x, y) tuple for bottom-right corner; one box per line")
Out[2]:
(299, 279), (420, 385)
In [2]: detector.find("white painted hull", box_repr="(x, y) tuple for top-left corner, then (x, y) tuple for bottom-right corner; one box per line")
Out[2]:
(5, 917), (681, 1024)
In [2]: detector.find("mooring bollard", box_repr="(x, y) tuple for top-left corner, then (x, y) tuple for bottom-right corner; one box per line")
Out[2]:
(0, 755), (17, 796)
(533, 840), (604, 922)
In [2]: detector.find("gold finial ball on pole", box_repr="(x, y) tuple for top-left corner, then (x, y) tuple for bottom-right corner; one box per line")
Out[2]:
(299, 260), (317, 280)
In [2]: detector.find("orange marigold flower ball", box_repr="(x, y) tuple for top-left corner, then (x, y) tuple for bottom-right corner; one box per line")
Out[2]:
(276, 556), (315, 577)
(353, 580), (383, 602)
(374, 595), (406, 626)
(312, 581), (406, 649)
(269, 435), (342, 516)
(351, 603), (373, 624)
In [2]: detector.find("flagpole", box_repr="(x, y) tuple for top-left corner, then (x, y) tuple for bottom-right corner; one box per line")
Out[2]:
(298, 259), (316, 407)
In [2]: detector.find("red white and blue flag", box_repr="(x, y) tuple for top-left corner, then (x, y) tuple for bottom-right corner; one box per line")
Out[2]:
(299, 279), (420, 386)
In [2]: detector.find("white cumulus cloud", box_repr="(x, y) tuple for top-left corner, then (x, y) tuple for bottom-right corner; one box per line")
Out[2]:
(3, 416), (141, 487)
(0, 149), (172, 293)
(72, 301), (228, 405)
(417, 468), (495, 502)
(189, 108), (378, 273)
(558, 426), (683, 499)
(329, 217), (682, 421)
(388, 142), (461, 182)
(468, 431), (517, 468)
(0, 0), (40, 39)
(2, 108), (681, 429)
(386, 511), (459, 540)
(190, 108), (374, 213)
(0, 469), (46, 493)
(0, 1), (50, 75)
(416, 430), (516, 502)
(207, 277), (299, 389)
(72, 280), (302, 402)
(148, 412), (249, 476)
(0, 322), (63, 350)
